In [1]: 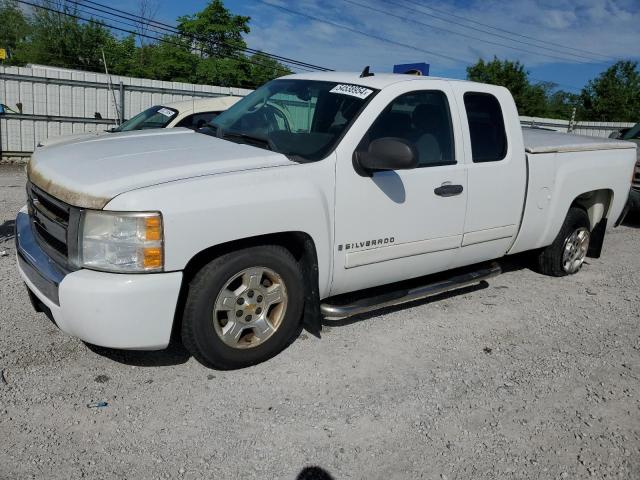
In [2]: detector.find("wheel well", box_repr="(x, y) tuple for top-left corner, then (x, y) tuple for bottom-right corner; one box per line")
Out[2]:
(570, 189), (613, 259)
(182, 232), (315, 281)
(570, 189), (613, 230)
(171, 232), (322, 343)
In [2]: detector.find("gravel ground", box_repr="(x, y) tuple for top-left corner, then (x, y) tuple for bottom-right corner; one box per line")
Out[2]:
(1, 164), (639, 480)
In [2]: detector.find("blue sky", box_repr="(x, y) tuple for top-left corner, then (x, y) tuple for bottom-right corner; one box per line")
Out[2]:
(113, 0), (640, 92)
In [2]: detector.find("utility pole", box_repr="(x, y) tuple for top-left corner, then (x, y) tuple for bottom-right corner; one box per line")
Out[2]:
(101, 49), (121, 126)
(568, 107), (577, 133)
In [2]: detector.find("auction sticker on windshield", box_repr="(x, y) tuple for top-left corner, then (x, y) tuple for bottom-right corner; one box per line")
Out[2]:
(330, 84), (373, 99)
(158, 108), (176, 117)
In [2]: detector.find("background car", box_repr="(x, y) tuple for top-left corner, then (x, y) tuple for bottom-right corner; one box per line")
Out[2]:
(610, 123), (640, 211)
(37, 96), (243, 148)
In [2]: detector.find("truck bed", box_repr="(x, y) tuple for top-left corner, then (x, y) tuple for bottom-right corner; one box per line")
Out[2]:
(522, 127), (636, 154)
(509, 127), (636, 258)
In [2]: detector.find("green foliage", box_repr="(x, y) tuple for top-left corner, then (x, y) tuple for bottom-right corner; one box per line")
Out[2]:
(177, 0), (250, 58)
(0, 0), (289, 88)
(0, 0), (31, 63)
(580, 61), (640, 122)
(18, 1), (115, 71)
(194, 56), (246, 87)
(132, 37), (199, 83)
(467, 57), (640, 121)
(545, 89), (581, 120)
(467, 57), (557, 117)
(246, 53), (289, 87)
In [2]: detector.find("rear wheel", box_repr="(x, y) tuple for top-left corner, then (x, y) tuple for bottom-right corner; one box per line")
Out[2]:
(537, 207), (591, 277)
(182, 245), (304, 369)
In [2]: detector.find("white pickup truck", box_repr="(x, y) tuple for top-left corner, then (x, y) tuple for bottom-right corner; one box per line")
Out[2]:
(16, 72), (637, 369)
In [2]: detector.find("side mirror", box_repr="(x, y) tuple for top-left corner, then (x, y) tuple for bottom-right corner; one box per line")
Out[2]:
(355, 137), (418, 175)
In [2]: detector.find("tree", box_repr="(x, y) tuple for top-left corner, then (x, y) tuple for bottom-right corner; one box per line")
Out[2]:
(580, 61), (640, 122)
(545, 89), (580, 120)
(135, 0), (159, 47)
(134, 37), (199, 83)
(175, 1), (289, 88)
(246, 52), (290, 86)
(177, 0), (250, 59)
(0, 0), (31, 64)
(0, 0), (290, 88)
(194, 56), (247, 87)
(466, 57), (548, 116)
(103, 34), (138, 76)
(18, 1), (115, 72)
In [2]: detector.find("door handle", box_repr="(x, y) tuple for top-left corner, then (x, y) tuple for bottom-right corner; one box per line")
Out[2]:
(434, 184), (464, 197)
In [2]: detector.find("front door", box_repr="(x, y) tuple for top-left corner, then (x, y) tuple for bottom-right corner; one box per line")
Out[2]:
(331, 83), (468, 296)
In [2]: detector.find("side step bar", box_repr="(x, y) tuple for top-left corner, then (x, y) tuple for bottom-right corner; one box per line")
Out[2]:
(320, 262), (502, 320)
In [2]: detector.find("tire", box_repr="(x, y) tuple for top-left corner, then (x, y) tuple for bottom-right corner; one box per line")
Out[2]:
(628, 189), (640, 213)
(537, 207), (591, 277)
(181, 245), (305, 369)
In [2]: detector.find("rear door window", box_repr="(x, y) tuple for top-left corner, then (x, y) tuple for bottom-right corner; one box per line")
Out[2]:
(463, 92), (507, 162)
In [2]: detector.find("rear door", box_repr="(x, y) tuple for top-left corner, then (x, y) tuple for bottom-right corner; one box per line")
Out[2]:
(331, 80), (468, 296)
(451, 84), (527, 266)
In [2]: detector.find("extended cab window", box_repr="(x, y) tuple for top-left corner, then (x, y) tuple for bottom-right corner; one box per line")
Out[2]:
(464, 92), (507, 162)
(361, 90), (455, 167)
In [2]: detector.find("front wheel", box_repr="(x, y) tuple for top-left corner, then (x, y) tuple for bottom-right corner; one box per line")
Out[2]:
(181, 245), (305, 369)
(537, 207), (591, 277)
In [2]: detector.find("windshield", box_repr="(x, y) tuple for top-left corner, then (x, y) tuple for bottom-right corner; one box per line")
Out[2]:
(622, 122), (640, 140)
(209, 79), (377, 161)
(112, 105), (178, 132)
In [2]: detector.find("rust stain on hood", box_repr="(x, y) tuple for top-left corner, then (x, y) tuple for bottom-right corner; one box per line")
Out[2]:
(27, 161), (111, 209)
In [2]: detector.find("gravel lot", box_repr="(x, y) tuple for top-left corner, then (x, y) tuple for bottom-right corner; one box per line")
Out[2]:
(1, 164), (639, 479)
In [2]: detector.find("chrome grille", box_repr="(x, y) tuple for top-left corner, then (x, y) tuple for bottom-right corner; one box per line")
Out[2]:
(26, 182), (76, 266)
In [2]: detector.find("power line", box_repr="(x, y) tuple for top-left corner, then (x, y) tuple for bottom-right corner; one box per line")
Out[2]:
(393, 0), (609, 63)
(17, 0), (587, 93)
(74, 0), (333, 72)
(15, 0), (308, 78)
(530, 77), (583, 92)
(74, 6), (316, 73)
(255, 0), (585, 92)
(399, 0), (612, 62)
(61, 0), (321, 73)
(256, 0), (469, 65)
(344, 0), (593, 65)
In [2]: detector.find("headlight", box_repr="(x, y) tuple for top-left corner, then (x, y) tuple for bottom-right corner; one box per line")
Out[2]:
(80, 211), (164, 273)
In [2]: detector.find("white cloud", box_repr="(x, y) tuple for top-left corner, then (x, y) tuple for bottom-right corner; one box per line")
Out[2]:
(242, 0), (640, 75)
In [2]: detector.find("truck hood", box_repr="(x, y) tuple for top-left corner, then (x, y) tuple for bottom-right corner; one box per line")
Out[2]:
(28, 128), (296, 209)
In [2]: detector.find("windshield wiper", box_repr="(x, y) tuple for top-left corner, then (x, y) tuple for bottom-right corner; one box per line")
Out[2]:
(195, 124), (218, 137)
(219, 129), (273, 151)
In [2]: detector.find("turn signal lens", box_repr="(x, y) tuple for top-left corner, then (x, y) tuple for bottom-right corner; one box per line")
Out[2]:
(143, 247), (163, 269)
(145, 216), (162, 241)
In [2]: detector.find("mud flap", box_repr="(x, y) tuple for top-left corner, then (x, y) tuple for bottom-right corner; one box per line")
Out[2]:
(300, 236), (322, 338)
(587, 218), (607, 258)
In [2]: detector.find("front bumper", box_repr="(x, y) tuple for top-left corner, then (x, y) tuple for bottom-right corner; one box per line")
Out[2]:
(16, 209), (183, 350)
